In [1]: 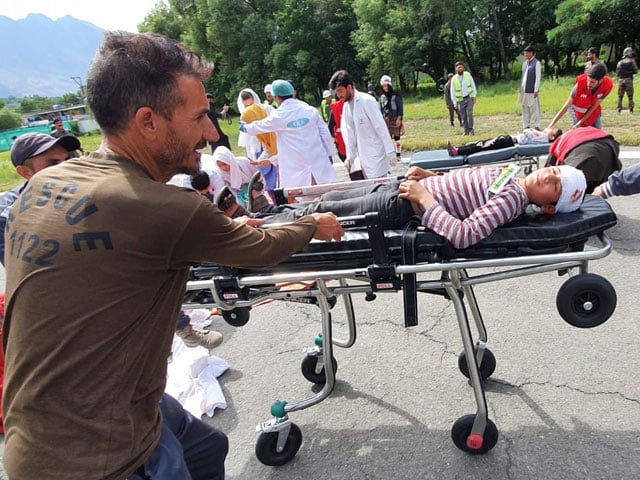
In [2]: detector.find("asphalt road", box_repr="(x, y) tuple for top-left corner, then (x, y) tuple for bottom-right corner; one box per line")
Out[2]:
(1, 152), (639, 479)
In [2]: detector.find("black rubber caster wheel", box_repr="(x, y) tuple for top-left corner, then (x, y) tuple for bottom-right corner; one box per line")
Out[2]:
(221, 307), (251, 327)
(451, 414), (498, 454)
(556, 273), (616, 328)
(458, 347), (496, 380)
(255, 423), (302, 466)
(300, 354), (338, 384)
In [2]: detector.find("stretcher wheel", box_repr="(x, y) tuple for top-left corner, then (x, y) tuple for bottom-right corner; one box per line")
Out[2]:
(556, 273), (616, 328)
(457, 347), (496, 380)
(221, 307), (251, 327)
(255, 423), (302, 466)
(451, 414), (498, 454)
(300, 354), (338, 384)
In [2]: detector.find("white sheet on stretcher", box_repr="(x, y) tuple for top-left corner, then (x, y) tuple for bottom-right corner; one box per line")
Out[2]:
(165, 309), (230, 418)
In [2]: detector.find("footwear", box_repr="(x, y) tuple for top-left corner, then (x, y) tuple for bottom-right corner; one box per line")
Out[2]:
(617, 107), (622, 113)
(447, 140), (456, 156)
(469, 130), (475, 136)
(176, 324), (223, 349)
(247, 172), (270, 213)
(216, 186), (250, 218)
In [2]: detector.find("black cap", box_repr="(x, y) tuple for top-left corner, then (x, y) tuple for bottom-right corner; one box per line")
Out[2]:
(524, 45), (535, 52)
(10, 133), (80, 167)
(587, 47), (598, 54)
(455, 61), (464, 67)
(205, 93), (214, 99)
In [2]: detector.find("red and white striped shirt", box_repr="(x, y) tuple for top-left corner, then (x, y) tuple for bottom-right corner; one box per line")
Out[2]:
(421, 167), (528, 249)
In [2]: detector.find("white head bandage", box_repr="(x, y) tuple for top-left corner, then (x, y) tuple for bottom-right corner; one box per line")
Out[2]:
(555, 165), (586, 213)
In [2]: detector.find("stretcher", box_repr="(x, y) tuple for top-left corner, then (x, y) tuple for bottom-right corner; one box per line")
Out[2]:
(410, 143), (550, 172)
(183, 188), (617, 466)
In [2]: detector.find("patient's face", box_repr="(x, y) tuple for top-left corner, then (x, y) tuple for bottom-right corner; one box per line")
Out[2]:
(523, 167), (562, 209)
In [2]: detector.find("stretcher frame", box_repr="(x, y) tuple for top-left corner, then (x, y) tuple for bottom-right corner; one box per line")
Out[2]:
(183, 186), (617, 465)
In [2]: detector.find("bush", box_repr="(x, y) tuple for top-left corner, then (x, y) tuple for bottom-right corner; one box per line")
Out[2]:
(0, 108), (22, 130)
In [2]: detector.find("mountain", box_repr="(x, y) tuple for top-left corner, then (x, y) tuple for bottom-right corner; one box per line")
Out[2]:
(0, 14), (104, 98)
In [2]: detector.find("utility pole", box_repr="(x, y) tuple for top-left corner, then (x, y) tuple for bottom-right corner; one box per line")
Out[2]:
(70, 76), (85, 98)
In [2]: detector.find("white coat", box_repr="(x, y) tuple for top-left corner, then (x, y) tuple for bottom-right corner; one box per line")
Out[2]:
(341, 89), (395, 179)
(244, 98), (336, 188)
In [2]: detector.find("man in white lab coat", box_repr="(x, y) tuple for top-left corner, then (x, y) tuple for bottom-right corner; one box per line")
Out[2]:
(329, 69), (395, 180)
(241, 79), (336, 189)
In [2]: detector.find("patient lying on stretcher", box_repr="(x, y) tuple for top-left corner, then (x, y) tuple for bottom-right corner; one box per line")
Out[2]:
(218, 164), (586, 250)
(447, 127), (561, 157)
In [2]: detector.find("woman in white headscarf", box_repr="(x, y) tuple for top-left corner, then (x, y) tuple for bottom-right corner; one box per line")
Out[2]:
(212, 146), (258, 207)
(237, 88), (279, 199)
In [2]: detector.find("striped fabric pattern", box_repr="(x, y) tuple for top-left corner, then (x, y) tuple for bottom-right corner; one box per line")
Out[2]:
(421, 167), (528, 249)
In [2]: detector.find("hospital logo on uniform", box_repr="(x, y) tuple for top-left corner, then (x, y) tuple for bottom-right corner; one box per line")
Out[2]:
(287, 118), (310, 129)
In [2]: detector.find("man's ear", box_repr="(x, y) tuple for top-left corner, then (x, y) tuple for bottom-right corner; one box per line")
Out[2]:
(15, 165), (34, 180)
(541, 204), (556, 215)
(134, 106), (159, 139)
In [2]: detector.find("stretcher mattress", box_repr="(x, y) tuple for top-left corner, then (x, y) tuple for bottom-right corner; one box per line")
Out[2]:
(191, 195), (616, 277)
(410, 143), (550, 170)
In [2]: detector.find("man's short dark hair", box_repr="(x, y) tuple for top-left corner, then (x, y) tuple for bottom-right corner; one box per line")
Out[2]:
(587, 62), (607, 80)
(455, 61), (464, 67)
(524, 45), (535, 53)
(329, 70), (353, 90)
(87, 32), (213, 135)
(190, 171), (210, 191)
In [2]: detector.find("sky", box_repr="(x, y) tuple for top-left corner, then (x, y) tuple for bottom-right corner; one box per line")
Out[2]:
(0, 0), (165, 32)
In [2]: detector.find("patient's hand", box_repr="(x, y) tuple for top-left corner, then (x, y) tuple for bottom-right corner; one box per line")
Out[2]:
(311, 212), (344, 242)
(405, 166), (437, 181)
(398, 180), (436, 213)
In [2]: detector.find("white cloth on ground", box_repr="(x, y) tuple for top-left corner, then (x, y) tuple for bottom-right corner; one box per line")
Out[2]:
(165, 309), (230, 418)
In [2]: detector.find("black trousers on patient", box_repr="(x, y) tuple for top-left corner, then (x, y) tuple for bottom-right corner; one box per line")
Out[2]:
(457, 135), (515, 156)
(258, 180), (415, 229)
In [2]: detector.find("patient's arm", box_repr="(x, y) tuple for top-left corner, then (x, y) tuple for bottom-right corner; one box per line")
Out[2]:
(405, 166), (438, 181)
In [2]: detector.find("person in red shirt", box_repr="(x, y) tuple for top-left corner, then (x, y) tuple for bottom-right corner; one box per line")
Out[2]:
(548, 63), (613, 130)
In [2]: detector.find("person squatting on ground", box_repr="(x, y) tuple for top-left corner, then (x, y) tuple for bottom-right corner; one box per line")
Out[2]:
(548, 63), (613, 130)
(616, 47), (637, 113)
(379, 74), (404, 161)
(450, 61), (478, 135)
(229, 164), (586, 251)
(329, 69), (395, 180)
(447, 127), (561, 157)
(544, 125), (622, 194)
(240, 79), (336, 189)
(518, 45), (542, 130)
(1, 31), (344, 480)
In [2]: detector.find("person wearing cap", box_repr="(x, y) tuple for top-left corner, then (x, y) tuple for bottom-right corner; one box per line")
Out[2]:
(616, 47), (637, 113)
(1, 32), (344, 480)
(328, 69), (395, 180)
(320, 89), (334, 123)
(379, 75), (404, 161)
(450, 61), (477, 135)
(240, 79), (336, 189)
(547, 63), (613, 130)
(518, 45), (542, 130)
(585, 47), (605, 73)
(544, 125), (622, 193)
(444, 73), (462, 128)
(0, 132), (81, 266)
(263, 83), (277, 108)
(0, 132), (80, 436)
(51, 117), (71, 139)
(206, 92), (231, 153)
(367, 82), (377, 99)
(244, 163), (586, 250)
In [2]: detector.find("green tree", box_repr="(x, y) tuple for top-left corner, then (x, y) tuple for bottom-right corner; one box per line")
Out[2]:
(19, 96), (53, 114)
(0, 107), (22, 130)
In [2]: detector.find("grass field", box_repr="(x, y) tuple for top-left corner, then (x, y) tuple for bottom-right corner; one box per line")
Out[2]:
(1, 75), (638, 190)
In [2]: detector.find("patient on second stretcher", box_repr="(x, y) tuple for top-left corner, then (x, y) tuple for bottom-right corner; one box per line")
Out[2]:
(447, 127), (562, 157)
(217, 164), (586, 250)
